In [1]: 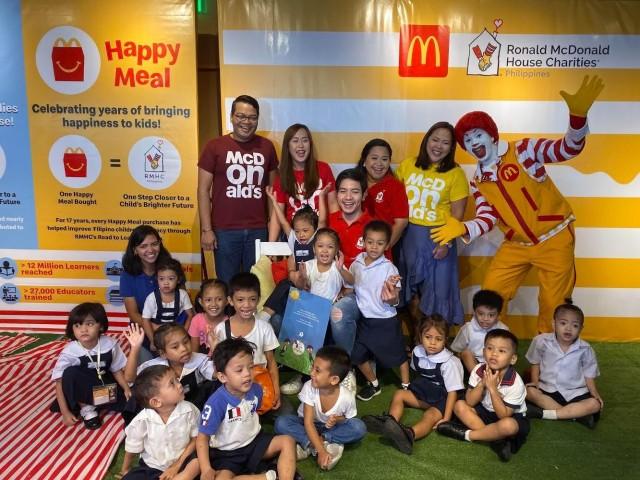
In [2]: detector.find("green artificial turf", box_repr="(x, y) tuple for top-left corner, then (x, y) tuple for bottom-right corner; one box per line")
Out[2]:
(99, 341), (640, 480)
(6, 334), (634, 479)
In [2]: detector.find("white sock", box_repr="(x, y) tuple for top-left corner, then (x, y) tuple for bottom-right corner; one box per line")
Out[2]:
(255, 310), (271, 323)
(464, 430), (472, 442)
(371, 379), (379, 388)
(543, 409), (558, 420)
(265, 470), (277, 480)
(401, 383), (410, 390)
(79, 405), (97, 420)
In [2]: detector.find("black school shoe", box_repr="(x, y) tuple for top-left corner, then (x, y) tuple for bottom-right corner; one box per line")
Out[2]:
(362, 413), (394, 435)
(490, 440), (512, 462)
(83, 415), (102, 430)
(576, 414), (596, 429)
(525, 403), (544, 419)
(383, 417), (415, 455)
(436, 421), (467, 441)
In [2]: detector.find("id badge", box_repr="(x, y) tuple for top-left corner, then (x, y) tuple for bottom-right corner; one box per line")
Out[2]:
(92, 383), (117, 406)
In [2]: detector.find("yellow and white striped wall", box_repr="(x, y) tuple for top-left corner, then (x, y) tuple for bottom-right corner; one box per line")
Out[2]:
(217, 0), (640, 341)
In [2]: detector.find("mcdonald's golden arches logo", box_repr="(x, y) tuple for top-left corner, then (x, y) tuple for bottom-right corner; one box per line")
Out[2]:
(499, 163), (520, 182)
(399, 25), (450, 77)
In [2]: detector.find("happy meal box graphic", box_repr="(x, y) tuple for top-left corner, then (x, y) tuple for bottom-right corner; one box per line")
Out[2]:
(467, 19), (503, 76)
(63, 147), (87, 177)
(51, 38), (85, 81)
(145, 145), (164, 172)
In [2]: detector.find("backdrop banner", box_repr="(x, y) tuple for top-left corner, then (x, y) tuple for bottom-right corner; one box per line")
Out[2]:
(217, 0), (640, 341)
(0, 0), (199, 332)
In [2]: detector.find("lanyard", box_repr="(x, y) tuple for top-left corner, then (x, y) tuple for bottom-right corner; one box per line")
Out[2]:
(79, 341), (105, 384)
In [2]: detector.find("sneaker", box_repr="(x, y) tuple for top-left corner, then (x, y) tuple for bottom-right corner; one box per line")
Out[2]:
(490, 440), (512, 462)
(382, 417), (414, 454)
(340, 370), (357, 394)
(362, 413), (393, 435)
(436, 421), (467, 441)
(296, 444), (311, 461)
(323, 441), (344, 470)
(280, 374), (303, 395)
(357, 382), (381, 401)
(525, 403), (543, 419)
(575, 414), (596, 429)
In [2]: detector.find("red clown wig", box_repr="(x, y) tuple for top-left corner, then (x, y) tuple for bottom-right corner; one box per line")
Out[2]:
(454, 111), (499, 150)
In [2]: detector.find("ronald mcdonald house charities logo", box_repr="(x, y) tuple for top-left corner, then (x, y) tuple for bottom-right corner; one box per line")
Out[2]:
(399, 25), (450, 77)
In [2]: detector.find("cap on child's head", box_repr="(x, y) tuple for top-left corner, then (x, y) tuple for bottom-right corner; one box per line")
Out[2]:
(472, 289), (504, 313)
(133, 364), (172, 409)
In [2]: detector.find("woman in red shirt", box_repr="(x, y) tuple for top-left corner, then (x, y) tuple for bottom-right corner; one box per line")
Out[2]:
(357, 138), (409, 252)
(268, 123), (338, 241)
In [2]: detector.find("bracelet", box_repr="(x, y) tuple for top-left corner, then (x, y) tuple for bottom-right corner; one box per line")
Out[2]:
(201, 228), (213, 233)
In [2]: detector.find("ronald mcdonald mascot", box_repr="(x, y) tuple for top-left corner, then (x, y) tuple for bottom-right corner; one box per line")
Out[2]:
(432, 76), (604, 333)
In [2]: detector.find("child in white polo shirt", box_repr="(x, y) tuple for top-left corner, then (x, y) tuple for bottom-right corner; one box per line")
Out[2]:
(525, 303), (603, 428)
(119, 365), (200, 480)
(437, 329), (530, 462)
(450, 289), (508, 373)
(345, 220), (410, 401)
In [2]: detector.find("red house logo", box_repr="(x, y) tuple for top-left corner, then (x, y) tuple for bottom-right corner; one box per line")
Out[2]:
(399, 25), (450, 77)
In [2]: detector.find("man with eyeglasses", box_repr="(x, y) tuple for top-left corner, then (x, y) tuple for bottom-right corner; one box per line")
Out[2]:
(198, 95), (278, 283)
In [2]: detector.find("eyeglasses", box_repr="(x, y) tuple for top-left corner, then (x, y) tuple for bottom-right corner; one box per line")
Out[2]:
(233, 113), (258, 123)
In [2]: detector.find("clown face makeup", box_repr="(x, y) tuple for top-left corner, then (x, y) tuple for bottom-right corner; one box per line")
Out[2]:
(463, 128), (499, 166)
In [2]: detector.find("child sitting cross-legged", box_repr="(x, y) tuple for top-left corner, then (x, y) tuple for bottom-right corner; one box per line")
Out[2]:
(274, 346), (366, 471)
(119, 365), (200, 480)
(196, 338), (299, 480)
(437, 329), (530, 462)
(525, 302), (603, 428)
(363, 314), (464, 454)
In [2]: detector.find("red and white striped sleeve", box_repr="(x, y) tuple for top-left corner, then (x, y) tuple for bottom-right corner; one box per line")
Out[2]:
(516, 115), (589, 182)
(462, 180), (498, 242)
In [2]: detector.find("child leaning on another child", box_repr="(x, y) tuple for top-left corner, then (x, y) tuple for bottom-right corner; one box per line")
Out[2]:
(525, 302), (603, 428)
(274, 346), (366, 471)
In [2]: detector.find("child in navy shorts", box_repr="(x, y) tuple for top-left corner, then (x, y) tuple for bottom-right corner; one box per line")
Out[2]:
(196, 338), (298, 480)
(437, 329), (530, 462)
(525, 302), (603, 428)
(345, 220), (410, 401)
(363, 315), (463, 454)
